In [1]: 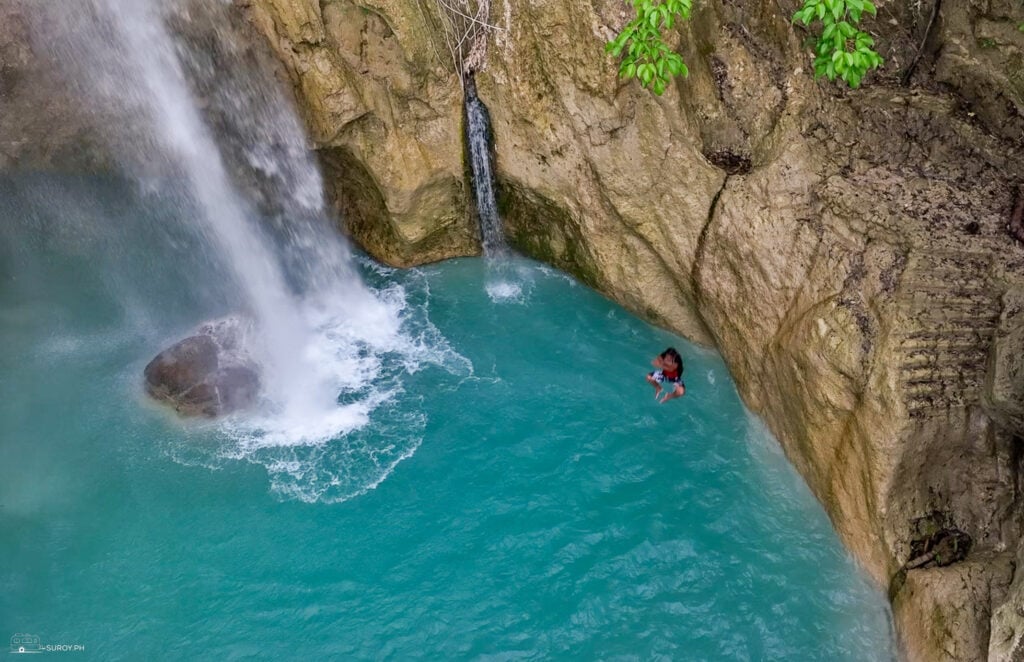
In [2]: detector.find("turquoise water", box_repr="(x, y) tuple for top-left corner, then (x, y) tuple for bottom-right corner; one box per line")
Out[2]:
(0, 178), (894, 659)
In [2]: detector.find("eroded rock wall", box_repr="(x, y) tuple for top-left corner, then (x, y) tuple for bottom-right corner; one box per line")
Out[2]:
(235, 0), (478, 264)
(4, 0), (1024, 658)
(0, 2), (113, 171)
(239, 0), (1024, 658)
(474, 1), (1024, 660)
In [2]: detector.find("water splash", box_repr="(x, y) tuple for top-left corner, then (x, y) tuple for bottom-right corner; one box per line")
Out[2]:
(24, 0), (468, 497)
(44, 0), (329, 418)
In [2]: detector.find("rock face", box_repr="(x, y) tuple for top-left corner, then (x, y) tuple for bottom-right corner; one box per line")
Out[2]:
(235, 0), (479, 265)
(4, 0), (1024, 658)
(0, 2), (114, 171)
(144, 318), (261, 417)
(237, 0), (1024, 659)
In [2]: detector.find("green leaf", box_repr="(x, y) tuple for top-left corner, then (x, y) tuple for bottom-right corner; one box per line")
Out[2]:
(830, 0), (843, 21)
(606, 0), (691, 95)
(863, 0), (876, 15)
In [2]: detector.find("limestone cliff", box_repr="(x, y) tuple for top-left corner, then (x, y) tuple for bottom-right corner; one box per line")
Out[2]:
(2, 0), (1024, 658)
(238, 0), (1024, 658)
(235, 0), (479, 264)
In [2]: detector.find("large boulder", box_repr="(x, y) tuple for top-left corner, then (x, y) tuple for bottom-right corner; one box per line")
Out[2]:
(144, 318), (261, 417)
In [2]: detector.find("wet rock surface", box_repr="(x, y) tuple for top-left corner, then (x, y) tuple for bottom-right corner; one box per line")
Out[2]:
(144, 318), (261, 417)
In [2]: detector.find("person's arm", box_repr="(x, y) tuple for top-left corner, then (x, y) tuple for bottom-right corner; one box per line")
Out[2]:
(651, 356), (664, 369)
(661, 384), (685, 403)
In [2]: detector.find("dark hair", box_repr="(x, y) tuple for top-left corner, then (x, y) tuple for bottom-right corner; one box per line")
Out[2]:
(660, 347), (683, 374)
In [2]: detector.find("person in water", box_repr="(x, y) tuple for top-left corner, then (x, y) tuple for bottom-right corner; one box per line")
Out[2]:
(646, 347), (685, 403)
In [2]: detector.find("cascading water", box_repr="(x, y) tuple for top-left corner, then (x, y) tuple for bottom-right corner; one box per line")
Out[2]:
(465, 73), (531, 303)
(465, 74), (506, 257)
(90, 0), (319, 420)
(20, 0), (469, 499)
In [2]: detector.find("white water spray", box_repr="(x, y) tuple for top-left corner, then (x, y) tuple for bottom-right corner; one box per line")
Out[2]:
(83, 0), (333, 421)
(26, 0), (472, 499)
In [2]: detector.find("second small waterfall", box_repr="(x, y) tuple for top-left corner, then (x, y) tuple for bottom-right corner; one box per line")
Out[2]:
(464, 74), (506, 257)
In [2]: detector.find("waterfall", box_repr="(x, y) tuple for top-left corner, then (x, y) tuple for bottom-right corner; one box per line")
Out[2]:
(464, 74), (506, 257)
(95, 0), (317, 418)
(30, 0), (416, 439)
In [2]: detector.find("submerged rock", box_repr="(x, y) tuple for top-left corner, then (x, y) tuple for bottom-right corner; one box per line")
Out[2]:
(144, 317), (260, 417)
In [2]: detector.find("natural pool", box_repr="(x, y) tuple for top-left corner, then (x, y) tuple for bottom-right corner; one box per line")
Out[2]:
(0, 177), (894, 659)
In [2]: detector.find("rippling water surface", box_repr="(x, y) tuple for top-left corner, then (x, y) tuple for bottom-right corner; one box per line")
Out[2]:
(0, 178), (894, 660)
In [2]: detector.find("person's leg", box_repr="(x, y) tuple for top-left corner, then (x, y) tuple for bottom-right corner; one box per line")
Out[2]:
(659, 383), (685, 403)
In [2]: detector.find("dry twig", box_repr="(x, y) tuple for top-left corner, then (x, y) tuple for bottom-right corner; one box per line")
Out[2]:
(430, 0), (503, 87)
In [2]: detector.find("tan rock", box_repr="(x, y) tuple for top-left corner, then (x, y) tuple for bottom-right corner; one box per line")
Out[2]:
(894, 555), (1015, 662)
(241, 0), (478, 264)
(984, 289), (1024, 437)
(241, 0), (1024, 655)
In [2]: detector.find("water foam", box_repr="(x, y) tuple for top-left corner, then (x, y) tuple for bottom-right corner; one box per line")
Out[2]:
(485, 280), (525, 303)
(32, 0), (471, 502)
(175, 270), (474, 503)
(483, 259), (537, 304)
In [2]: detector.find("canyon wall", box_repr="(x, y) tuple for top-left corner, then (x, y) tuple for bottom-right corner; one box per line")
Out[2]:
(2, 0), (1023, 658)
(239, 1), (1024, 658)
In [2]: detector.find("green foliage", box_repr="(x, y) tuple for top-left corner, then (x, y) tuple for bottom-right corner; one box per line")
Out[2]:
(605, 0), (691, 96)
(793, 0), (883, 88)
